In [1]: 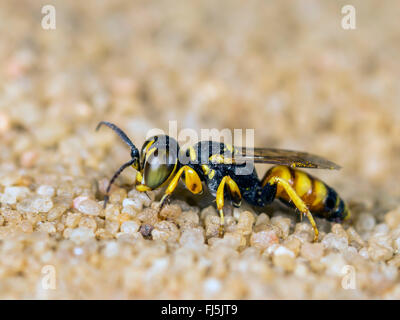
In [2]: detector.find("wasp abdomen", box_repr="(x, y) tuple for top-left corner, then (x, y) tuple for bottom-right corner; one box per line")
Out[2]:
(262, 165), (349, 222)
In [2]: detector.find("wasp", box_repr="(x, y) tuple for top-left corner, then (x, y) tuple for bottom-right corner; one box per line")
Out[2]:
(96, 121), (350, 241)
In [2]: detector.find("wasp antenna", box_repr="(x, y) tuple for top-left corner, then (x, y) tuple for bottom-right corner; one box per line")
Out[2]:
(103, 195), (109, 209)
(103, 158), (137, 208)
(96, 121), (138, 154)
(144, 191), (151, 201)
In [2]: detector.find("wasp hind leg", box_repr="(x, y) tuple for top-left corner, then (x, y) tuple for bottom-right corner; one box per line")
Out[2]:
(266, 176), (319, 242)
(215, 176), (242, 237)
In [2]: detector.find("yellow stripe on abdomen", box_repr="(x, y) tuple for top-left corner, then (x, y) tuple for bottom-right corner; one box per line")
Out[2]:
(293, 170), (312, 198)
(309, 179), (328, 211)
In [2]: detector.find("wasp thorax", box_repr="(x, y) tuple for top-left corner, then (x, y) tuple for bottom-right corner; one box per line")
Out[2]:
(143, 147), (178, 189)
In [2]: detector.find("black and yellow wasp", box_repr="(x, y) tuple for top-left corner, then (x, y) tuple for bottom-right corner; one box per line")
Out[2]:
(97, 121), (350, 241)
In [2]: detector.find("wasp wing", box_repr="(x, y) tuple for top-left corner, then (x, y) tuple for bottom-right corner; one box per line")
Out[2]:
(228, 147), (341, 170)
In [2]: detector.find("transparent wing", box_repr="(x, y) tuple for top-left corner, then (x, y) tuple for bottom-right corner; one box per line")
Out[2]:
(229, 147), (341, 170)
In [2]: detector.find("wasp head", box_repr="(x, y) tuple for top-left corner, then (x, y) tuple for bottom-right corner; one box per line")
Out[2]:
(138, 135), (180, 190)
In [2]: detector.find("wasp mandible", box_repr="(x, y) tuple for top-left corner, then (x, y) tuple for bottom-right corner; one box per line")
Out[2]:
(96, 121), (350, 241)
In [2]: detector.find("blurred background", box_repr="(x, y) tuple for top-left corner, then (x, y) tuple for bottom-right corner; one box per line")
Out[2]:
(0, 0), (400, 299)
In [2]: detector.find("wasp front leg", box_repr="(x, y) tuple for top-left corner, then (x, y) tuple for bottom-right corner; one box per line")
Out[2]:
(215, 176), (242, 237)
(159, 165), (203, 210)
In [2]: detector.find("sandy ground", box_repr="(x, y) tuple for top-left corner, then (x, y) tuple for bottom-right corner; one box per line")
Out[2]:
(0, 0), (400, 299)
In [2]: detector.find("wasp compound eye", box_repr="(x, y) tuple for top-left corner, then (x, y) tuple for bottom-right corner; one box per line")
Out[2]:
(143, 148), (177, 189)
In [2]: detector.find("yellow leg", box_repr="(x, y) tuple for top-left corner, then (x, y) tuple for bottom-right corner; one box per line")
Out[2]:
(159, 165), (203, 209)
(268, 176), (319, 242)
(216, 176), (242, 237)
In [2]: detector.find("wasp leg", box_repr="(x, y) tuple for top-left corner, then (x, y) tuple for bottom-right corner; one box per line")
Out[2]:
(267, 176), (319, 242)
(216, 176), (242, 237)
(159, 165), (203, 210)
